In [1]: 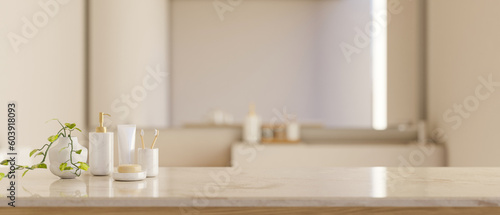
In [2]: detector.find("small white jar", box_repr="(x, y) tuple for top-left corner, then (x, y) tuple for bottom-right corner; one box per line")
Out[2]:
(137, 148), (159, 177)
(286, 121), (301, 142)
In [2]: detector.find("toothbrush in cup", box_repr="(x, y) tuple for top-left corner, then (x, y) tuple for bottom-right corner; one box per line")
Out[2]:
(140, 129), (145, 149)
(151, 129), (159, 149)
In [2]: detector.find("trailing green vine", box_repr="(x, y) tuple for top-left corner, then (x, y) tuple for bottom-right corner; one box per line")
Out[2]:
(0, 119), (89, 180)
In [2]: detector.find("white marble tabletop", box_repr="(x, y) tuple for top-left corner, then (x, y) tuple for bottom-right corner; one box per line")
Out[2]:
(1, 167), (500, 207)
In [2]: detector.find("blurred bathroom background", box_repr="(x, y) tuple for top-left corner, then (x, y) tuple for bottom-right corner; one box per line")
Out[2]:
(1, 0), (499, 168)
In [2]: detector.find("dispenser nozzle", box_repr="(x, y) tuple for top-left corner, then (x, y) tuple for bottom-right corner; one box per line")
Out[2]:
(96, 112), (111, 133)
(249, 103), (256, 115)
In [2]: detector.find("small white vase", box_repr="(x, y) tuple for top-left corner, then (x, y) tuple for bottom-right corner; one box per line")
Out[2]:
(49, 137), (88, 179)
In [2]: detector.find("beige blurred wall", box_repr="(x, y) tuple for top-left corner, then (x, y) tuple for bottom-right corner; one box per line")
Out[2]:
(0, 0), (86, 164)
(428, 0), (500, 166)
(387, 0), (425, 127)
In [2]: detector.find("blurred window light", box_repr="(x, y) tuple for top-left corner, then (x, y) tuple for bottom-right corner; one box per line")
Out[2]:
(372, 0), (387, 130)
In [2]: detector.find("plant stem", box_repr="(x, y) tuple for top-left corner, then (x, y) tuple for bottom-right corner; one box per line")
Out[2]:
(56, 128), (65, 137)
(68, 133), (81, 176)
(38, 144), (49, 152)
(56, 120), (66, 137)
(40, 128), (62, 163)
(41, 140), (56, 163)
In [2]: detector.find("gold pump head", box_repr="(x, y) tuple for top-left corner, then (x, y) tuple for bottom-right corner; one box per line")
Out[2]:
(249, 103), (256, 115)
(96, 112), (111, 133)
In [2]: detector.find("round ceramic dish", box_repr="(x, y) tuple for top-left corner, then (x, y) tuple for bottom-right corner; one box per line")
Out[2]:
(112, 171), (147, 181)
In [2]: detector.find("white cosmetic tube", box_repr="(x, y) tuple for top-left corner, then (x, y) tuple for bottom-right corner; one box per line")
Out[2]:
(117, 125), (136, 165)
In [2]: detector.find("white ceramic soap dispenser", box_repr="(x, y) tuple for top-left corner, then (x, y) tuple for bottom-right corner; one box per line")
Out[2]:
(89, 112), (114, 176)
(243, 104), (261, 144)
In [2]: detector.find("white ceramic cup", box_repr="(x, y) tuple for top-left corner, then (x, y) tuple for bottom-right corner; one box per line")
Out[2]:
(137, 148), (159, 177)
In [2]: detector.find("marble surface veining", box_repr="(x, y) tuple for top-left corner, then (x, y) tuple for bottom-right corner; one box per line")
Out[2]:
(1, 167), (500, 207)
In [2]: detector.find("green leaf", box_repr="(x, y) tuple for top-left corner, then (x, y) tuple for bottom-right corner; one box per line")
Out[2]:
(78, 162), (89, 171)
(0, 173), (4, 181)
(34, 152), (44, 158)
(0, 159), (9, 165)
(65, 123), (76, 129)
(22, 170), (29, 177)
(74, 149), (82, 154)
(59, 163), (67, 172)
(37, 163), (47, 169)
(29, 149), (39, 157)
(30, 165), (37, 169)
(59, 146), (68, 153)
(48, 134), (59, 142)
(74, 127), (82, 132)
(45, 118), (59, 123)
(64, 167), (73, 170)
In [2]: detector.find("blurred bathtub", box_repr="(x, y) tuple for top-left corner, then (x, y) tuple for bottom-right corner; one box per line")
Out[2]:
(231, 142), (445, 168)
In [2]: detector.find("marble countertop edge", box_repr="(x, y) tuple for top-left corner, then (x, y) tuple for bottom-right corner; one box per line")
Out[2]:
(2, 197), (500, 208)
